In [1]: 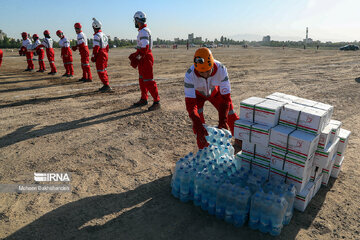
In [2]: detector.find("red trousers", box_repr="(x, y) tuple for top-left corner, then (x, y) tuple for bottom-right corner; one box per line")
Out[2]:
(80, 47), (92, 80)
(46, 48), (57, 73)
(95, 51), (109, 86)
(61, 47), (74, 75)
(138, 52), (160, 102)
(25, 52), (34, 69)
(0, 49), (2, 67)
(195, 90), (239, 136)
(37, 49), (46, 71)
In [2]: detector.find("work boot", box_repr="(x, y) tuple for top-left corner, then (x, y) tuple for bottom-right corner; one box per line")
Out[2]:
(78, 78), (85, 82)
(62, 73), (69, 77)
(48, 72), (57, 75)
(37, 70), (44, 73)
(83, 79), (92, 82)
(133, 99), (148, 107)
(148, 101), (161, 111)
(98, 85), (112, 92)
(68, 75), (73, 78)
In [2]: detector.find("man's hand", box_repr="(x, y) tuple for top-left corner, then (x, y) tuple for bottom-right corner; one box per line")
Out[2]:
(195, 122), (209, 149)
(218, 122), (229, 130)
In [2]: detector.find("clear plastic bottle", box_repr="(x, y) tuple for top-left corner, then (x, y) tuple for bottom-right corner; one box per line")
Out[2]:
(283, 184), (296, 225)
(224, 187), (237, 224)
(193, 172), (203, 206)
(259, 192), (274, 233)
(201, 176), (211, 211)
(233, 190), (250, 227)
(216, 182), (229, 219)
(249, 190), (264, 230)
(208, 177), (221, 215)
(270, 194), (288, 236)
(179, 170), (191, 202)
(171, 166), (184, 198)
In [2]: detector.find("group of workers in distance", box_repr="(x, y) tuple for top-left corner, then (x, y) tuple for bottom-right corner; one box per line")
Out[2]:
(11, 11), (240, 149)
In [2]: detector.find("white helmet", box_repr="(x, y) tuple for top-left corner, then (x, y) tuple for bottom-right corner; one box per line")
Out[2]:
(92, 17), (102, 29)
(134, 11), (146, 23)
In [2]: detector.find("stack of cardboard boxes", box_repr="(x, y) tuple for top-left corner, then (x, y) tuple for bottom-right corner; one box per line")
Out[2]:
(234, 92), (351, 212)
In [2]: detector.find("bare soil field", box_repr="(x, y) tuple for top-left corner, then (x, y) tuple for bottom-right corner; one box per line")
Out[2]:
(0, 46), (359, 240)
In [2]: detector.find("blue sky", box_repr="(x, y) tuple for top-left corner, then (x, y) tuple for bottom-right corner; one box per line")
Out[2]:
(0, 0), (359, 42)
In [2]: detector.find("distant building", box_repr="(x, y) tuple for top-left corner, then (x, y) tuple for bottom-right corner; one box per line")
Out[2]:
(174, 38), (180, 42)
(303, 27), (313, 43)
(188, 33), (194, 42)
(262, 35), (271, 42)
(114, 37), (119, 41)
(194, 37), (202, 42)
(0, 30), (7, 40)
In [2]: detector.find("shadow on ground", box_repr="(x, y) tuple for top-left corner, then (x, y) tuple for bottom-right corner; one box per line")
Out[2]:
(5, 176), (336, 240)
(0, 106), (147, 149)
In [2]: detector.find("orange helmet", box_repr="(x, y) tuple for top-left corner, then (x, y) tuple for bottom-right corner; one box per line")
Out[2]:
(194, 47), (214, 72)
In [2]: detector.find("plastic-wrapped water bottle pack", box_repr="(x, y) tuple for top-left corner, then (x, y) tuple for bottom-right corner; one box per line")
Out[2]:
(171, 125), (296, 236)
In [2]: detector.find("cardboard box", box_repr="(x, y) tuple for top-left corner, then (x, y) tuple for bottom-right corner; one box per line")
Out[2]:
(321, 154), (336, 186)
(251, 123), (272, 147)
(237, 152), (253, 170)
(279, 103), (305, 129)
(240, 97), (266, 122)
(317, 124), (332, 150)
(329, 120), (342, 143)
(297, 106), (328, 135)
(284, 153), (313, 193)
(310, 165), (322, 182)
(293, 97), (318, 107)
(281, 94), (300, 102)
(266, 95), (293, 104)
(313, 102), (334, 125)
(255, 144), (272, 160)
(270, 149), (286, 170)
(331, 156), (344, 178)
(254, 99), (285, 127)
(312, 174), (323, 198)
(242, 141), (255, 157)
(269, 125), (296, 153)
(335, 128), (351, 164)
(287, 130), (320, 161)
(234, 120), (253, 142)
(269, 166), (287, 183)
(267, 92), (286, 98)
(314, 138), (339, 169)
(294, 181), (315, 212)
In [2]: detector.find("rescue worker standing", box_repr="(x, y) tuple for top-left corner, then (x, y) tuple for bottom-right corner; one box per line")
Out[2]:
(21, 32), (34, 71)
(72, 23), (92, 82)
(184, 48), (240, 149)
(91, 18), (111, 92)
(0, 49), (3, 67)
(56, 30), (74, 77)
(32, 34), (46, 72)
(36, 30), (57, 75)
(129, 11), (160, 111)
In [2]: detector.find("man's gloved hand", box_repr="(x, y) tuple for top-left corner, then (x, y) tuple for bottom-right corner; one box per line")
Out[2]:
(91, 57), (96, 62)
(218, 121), (230, 130)
(195, 122), (209, 149)
(71, 46), (77, 51)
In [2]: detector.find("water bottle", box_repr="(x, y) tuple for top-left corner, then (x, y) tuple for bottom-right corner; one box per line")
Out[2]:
(193, 172), (203, 206)
(216, 182), (229, 219)
(201, 176), (211, 211)
(233, 190), (250, 227)
(259, 192), (274, 233)
(189, 167), (197, 201)
(208, 177), (221, 215)
(249, 190), (263, 230)
(270, 194), (288, 236)
(171, 166), (184, 198)
(283, 184), (296, 225)
(224, 187), (236, 224)
(179, 170), (191, 202)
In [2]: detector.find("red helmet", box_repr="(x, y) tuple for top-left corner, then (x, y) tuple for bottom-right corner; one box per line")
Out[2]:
(33, 34), (39, 39)
(21, 32), (27, 38)
(43, 30), (50, 35)
(74, 22), (82, 29)
(56, 30), (63, 36)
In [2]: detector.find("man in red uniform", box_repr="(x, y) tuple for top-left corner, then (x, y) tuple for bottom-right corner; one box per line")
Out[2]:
(32, 34), (46, 72)
(91, 18), (111, 92)
(36, 30), (57, 75)
(129, 11), (160, 111)
(72, 22), (92, 82)
(0, 49), (3, 67)
(184, 48), (240, 149)
(21, 32), (34, 71)
(56, 30), (74, 77)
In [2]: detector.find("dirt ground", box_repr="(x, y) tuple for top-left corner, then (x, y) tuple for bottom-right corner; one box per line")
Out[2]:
(0, 46), (359, 240)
